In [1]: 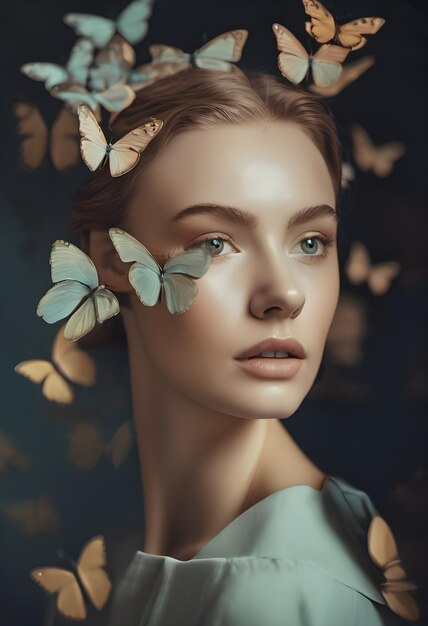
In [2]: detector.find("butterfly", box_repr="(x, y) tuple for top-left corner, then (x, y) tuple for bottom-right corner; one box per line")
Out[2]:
(0, 432), (31, 475)
(5, 496), (60, 536)
(31, 535), (111, 620)
(77, 104), (163, 176)
(64, 0), (155, 48)
(109, 227), (213, 315)
(50, 81), (136, 115)
(341, 162), (355, 189)
(67, 421), (134, 471)
(301, 0), (386, 51)
(13, 102), (80, 171)
(15, 325), (96, 404)
(89, 35), (179, 93)
(37, 240), (120, 342)
(345, 242), (401, 296)
(20, 38), (94, 91)
(368, 515), (420, 621)
(272, 23), (350, 86)
(148, 29), (248, 74)
(351, 124), (406, 177)
(308, 55), (375, 97)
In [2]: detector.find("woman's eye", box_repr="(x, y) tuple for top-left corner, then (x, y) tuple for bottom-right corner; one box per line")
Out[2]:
(294, 236), (335, 262)
(187, 236), (236, 259)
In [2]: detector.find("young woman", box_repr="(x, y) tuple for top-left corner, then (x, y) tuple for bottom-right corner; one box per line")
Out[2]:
(62, 67), (417, 625)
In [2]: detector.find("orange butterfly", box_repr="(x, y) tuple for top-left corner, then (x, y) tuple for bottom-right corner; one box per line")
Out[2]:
(67, 421), (134, 470)
(5, 496), (60, 536)
(345, 242), (401, 296)
(302, 0), (385, 51)
(368, 515), (420, 621)
(351, 124), (406, 177)
(31, 536), (111, 620)
(15, 325), (96, 405)
(13, 102), (80, 171)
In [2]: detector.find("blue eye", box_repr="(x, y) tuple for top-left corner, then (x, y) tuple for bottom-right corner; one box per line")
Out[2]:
(188, 236), (236, 259)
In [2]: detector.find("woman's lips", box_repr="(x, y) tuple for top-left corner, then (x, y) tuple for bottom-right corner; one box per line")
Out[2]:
(235, 357), (302, 379)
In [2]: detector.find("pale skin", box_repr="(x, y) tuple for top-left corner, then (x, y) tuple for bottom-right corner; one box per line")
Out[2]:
(90, 121), (339, 561)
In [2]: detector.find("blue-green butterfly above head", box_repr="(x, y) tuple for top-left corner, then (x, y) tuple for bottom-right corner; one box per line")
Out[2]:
(109, 228), (214, 315)
(37, 240), (120, 341)
(63, 0), (155, 48)
(148, 29), (249, 75)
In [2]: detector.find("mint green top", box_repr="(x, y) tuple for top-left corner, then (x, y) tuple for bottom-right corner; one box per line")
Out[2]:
(102, 475), (417, 626)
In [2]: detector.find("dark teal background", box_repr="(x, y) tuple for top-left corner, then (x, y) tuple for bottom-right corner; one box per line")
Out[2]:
(1, 1), (427, 624)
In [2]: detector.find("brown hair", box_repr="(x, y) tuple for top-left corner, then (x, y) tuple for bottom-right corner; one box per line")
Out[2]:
(71, 66), (342, 247)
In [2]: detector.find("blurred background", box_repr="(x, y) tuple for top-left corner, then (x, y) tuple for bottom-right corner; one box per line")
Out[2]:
(1, 0), (427, 624)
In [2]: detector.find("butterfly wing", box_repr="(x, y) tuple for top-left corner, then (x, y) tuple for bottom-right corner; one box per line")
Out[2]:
(162, 274), (199, 315)
(52, 327), (96, 387)
(31, 567), (86, 619)
(345, 242), (370, 285)
(117, 0), (154, 44)
(50, 82), (99, 114)
(195, 30), (248, 70)
(63, 13), (115, 49)
(20, 63), (68, 90)
(77, 536), (111, 611)
(109, 227), (160, 269)
(93, 83), (136, 114)
(50, 106), (80, 171)
(93, 288), (120, 323)
(308, 56), (375, 97)
(338, 17), (386, 51)
(67, 422), (106, 470)
(13, 102), (48, 170)
(15, 359), (74, 404)
(108, 119), (163, 176)
(164, 248), (213, 278)
(66, 38), (94, 84)
(368, 263), (401, 296)
(149, 44), (190, 64)
(310, 46), (349, 86)
(64, 297), (97, 342)
(272, 23), (309, 85)
(0, 433), (31, 473)
(106, 421), (134, 467)
(15, 360), (54, 384)
(37, 281), (89, 324)
(77, 104), (108, 171)
(302, 0), (336, 43)
(371, 144), (406, 177)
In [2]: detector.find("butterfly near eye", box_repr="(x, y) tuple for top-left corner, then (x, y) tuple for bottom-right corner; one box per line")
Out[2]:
(13, 102), (80, 171)
(368, 515), (420, 621)
(148, 29), (248, 75)
(67, 421), (134, 471)
(351, 124), (406, 177)
(0, 433), (31, 475)
(345, 242), (401, 296)
(302, 0), (386, 51)
(4, 496), (60, 536)
(64, 0), (155, 48)
(15, 325), (96, 405)
(308, 55), (375, 97)
(109, 228), (213, 315)
(37, 240), (120, 342)
(272, 23), (350, 87)
(31, 535), (111, 620)
(77, 104), (163, 176)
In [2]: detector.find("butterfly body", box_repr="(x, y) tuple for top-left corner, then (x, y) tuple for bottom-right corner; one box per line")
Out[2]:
(109, 228), (213, 315)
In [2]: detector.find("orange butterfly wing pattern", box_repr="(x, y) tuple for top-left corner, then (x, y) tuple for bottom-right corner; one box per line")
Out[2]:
(76, 536), (112, 611)
(302, 0), (385, 51)
(345, 242), (401, 296)
(31, 568), (87, 619)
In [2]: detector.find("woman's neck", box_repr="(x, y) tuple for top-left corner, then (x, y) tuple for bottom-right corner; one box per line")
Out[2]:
(124, 313), (326, 561)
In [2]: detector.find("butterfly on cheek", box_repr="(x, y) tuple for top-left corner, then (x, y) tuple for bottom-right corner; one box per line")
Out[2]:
(77, 104), (163, 177)
(109, 228), (214, 315)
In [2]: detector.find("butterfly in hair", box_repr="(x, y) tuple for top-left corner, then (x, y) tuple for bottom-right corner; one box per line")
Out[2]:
(148, 29), (248, 74)
(37, 240), (120, 342)
(30, 535), (111, 620)
(109, 228), (213, 315)
(77, 104), (163, 176)
(301, 0), (386, 51)
(308, 55), (375, 97)
(64, 0), (155, 48)
(15, 325), (96, 404)
(272, 23), (350, 86)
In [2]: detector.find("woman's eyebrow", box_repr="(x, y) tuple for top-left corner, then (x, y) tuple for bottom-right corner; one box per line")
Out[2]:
(169, 203), (337, 228)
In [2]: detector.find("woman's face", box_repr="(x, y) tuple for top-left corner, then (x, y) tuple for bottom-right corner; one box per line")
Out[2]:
(121, 121), (339, 419)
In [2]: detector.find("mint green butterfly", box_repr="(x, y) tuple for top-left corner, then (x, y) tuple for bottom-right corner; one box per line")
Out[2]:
(148, 29), (248, 73)
(64, 0), (155, 48)
(37, 241), (120, 341)
(109, 228), (213, 315)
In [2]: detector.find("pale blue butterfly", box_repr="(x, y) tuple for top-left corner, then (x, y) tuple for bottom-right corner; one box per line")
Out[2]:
(64, 0), (155, 48)
(109, 228), (213, 315)
(20, 38), (94, 91)
(37, 241), (120, 341)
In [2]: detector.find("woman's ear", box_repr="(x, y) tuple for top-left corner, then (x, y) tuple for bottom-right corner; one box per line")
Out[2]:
(89, 230), (132, 293)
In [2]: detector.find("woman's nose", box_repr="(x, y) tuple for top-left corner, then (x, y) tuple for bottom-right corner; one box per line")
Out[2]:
(248, 250), (305, 320)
